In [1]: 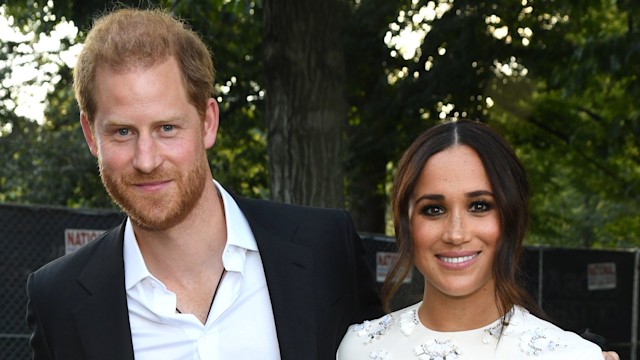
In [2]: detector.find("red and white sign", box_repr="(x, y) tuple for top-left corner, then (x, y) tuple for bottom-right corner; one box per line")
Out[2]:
(587, 262), (617, 291)
(376, 251), (412, 283)
(65, 229), (106, 254)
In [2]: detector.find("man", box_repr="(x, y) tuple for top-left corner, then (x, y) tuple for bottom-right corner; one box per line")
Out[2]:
(26, 8), (381, 360)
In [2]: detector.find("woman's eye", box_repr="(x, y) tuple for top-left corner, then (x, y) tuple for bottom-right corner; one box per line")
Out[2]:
(420, 205), (444, 216)
(470, 201), (491, 212)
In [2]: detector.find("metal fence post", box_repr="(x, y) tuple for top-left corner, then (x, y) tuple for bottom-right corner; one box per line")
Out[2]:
(632, 250), (639, 360)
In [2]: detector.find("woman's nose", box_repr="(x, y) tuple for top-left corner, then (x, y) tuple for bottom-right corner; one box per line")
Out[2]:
(443, 212), (467, 245)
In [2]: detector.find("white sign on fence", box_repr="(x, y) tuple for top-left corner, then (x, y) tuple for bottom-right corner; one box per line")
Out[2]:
(587, 262), (617, 291)
(376, 251), (412, 284)
(65, 228), (106, 254)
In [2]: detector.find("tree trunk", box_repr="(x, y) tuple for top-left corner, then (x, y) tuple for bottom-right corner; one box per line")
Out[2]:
(263, 0), (347, 208)
(347, 168), (388, 234)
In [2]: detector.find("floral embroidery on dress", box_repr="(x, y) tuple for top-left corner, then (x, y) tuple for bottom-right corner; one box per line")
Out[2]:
(369, 350), (392, 360)
(400, 308), (420, 336)
(353, 314), (394, 344)
(414, 339), (462, 360)
(482, 321), (504, 344)
(519, 327), (567, 356)
(482, 308), (521, 344)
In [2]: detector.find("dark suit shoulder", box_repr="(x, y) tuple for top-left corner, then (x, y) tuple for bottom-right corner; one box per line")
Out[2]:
(234, 196), (351, 227)
(29, 224), (123, 292)
(26, 221), (133, 360)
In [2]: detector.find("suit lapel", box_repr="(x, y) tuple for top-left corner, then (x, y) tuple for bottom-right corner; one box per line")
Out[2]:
(235, 196), (317, 360)
(73, 223), (134, 360)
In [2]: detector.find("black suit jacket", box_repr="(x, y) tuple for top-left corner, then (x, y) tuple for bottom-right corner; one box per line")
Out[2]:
(26, 195), (383, 360)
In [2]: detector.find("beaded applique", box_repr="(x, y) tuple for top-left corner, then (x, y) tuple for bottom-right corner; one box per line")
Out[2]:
(353, 314), (394, 344)
(400, 308), (420, 336)
(482, 321), (504, 344)
(401, 308), (462, 358)
(414, 339), (462, 360)
(350, 305), (574, 358)
(519, 328), (566, 356)
(481, 308), (518, 344)
(368, 350), (393, 360)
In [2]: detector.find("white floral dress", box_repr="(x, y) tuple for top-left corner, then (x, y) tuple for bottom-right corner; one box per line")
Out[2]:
(337, 302), (603, 360)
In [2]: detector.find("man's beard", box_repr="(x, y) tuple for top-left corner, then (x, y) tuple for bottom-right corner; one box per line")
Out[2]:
(99, 157), (208, 231)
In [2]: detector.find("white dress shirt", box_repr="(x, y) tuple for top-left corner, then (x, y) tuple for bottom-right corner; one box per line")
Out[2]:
(124, 180), (280, 360)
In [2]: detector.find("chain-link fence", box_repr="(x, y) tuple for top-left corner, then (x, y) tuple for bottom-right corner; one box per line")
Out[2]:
(2, 203), (638, 359)
(363, 234), (640, 359)
(0, 203), (124, 360)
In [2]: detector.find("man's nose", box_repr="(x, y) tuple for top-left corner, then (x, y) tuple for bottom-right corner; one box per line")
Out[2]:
(132, 134), (162, 173)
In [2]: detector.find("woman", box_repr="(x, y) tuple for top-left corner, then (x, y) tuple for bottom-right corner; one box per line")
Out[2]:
(338, 120), (609, 359)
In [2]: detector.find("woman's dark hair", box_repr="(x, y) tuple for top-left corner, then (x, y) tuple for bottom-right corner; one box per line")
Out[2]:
(382, 119), (542, 321)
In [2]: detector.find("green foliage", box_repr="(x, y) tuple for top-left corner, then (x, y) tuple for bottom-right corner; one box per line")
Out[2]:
(0, 2), (112, 208)
(342, 0), (410, 231)
(1, 0), (638, 248)
(450, 0), (640, 247)
(171, 0), (269, 198)
(345, 0), (639, 246)
(0, 0), (269, 207)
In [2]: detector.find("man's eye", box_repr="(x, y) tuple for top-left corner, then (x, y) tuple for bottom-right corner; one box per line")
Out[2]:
(117, 128), (129, 136)
(162, 125), (174, 132)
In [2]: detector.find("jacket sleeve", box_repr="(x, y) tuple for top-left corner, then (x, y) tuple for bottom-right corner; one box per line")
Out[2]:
(26, 272), (54, 360)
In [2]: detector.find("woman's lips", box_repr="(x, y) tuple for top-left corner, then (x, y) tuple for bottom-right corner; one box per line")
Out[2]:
(436, 251), (480, 269)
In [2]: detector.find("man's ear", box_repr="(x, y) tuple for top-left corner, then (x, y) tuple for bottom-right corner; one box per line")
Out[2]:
(203, 98), (219, 150)
(80, 113), (98, 157)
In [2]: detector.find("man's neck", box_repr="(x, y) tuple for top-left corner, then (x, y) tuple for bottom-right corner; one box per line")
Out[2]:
(133, 180), (227, 324)
(134, 180), (226, 280)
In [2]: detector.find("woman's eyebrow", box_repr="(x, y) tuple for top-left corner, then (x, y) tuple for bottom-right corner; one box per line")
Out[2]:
(466, 190), (494, 198)
(414, 190), (493, 203)
(414, 194), (444, 203)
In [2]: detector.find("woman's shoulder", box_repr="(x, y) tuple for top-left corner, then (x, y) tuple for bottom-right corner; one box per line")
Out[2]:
(337, 302), (421, 359)
(504, 306), (603, 358)
(344, 302), (420, 343)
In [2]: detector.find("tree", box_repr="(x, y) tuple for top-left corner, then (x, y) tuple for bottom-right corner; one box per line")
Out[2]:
(0, 1), (112, 207)
(341, 0), (408, 233)
(383, 0), (640, 246)
(262, 0), (348, 207)
(169, 0), (270, 199)
(2, 0), (638, 248)
(1, 0), (270, 206)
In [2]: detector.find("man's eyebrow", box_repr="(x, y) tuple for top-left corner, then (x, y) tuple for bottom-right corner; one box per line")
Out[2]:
(101, 115), (183, 127)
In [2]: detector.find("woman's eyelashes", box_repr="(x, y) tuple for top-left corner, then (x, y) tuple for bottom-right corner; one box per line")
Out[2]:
(416, 198), (495, 217)
(419, 204), (445, 217)
(469, 199), (494, 213)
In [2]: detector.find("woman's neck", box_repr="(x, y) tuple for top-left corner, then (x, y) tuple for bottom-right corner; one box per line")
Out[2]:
(418, 283), (503, 332)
